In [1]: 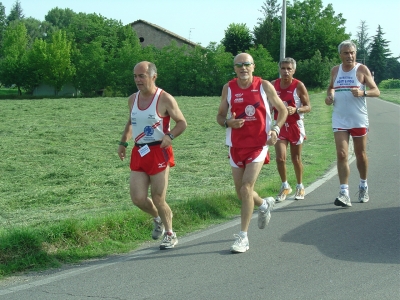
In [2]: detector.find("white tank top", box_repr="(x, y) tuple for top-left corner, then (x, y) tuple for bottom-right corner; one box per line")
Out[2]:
(130, 88), (171, 144)
(332, 63), (368, 128)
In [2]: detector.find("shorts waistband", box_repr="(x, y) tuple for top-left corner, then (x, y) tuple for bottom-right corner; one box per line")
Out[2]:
(134, 141), (162, 148)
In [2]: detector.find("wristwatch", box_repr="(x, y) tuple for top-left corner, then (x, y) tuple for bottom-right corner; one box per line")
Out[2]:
(166, 133), (174, 140)
(364, 90), (368, 97)
(297, 108), (301, 114)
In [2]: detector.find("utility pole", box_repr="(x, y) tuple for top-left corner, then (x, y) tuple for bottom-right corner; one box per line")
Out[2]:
(279, 0), (287, 78)
(280, 0), (287, 62)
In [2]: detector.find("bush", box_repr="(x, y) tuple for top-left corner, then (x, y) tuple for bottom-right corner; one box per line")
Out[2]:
(378, 79), (400, 89)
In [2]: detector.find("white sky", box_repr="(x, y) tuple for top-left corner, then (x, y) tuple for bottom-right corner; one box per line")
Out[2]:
(2, 0), (399, 56)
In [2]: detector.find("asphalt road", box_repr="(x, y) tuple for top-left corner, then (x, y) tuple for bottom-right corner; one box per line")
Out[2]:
(1, 97), (399, 300)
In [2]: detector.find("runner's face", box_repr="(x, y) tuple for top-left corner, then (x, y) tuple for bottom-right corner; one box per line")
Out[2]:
(234, 55), (254, 80)
(340, 46), (357, 66)
(133, 64), (155, 92)
(279, 63), (295, 80)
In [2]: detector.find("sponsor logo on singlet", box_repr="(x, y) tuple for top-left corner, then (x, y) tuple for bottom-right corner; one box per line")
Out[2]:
(245, 105), (256, 116)
(234, 97), (244, 103)
(143, 126), (154, 136)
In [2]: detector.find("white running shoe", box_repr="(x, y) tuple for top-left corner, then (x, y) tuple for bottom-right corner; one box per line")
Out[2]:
(230, 234), (249, 253)
(294, 187), (305, 200)
(276, 184), (292, 202)
(152, 219), (165, 240)
(159, 232), (178, 250)
(334, 191), (352, 207)
(358, 186), (369, 203)
(258, 197), (275, 229)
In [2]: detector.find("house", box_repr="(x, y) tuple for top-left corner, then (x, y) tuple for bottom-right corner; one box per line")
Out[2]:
(130, 19), (199, 49)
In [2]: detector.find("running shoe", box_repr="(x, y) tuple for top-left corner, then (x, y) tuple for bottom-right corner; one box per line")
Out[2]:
(358, 186), (369, 203)
(334, 191), (352, 207)
(230, 234), (249, 253)
(294, 187), (305, 200)
(258, 197), (275, 229)
(152, 219), (165, 240)
(160, 232), (178, 250)
(276, 184), (292, 202)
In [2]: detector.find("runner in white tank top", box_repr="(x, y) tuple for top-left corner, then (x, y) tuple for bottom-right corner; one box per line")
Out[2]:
(325, 40), (380, 207)
(117, 61), (187, 250)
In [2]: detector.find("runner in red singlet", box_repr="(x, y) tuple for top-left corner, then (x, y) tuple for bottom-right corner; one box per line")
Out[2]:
(217, 53), (288, 253)
(271, 57), (311, 202)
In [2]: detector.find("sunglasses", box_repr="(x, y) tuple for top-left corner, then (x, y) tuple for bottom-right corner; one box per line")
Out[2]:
(234, 62), (253, 68)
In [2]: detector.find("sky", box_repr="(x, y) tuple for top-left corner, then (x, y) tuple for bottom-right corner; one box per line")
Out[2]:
(1, 0), (399, 56)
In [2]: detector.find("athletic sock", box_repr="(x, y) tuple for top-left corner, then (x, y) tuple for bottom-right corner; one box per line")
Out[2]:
(340, 184), (349, 196)
(360, 179), (368, 188)
(239, 231), (247, 238)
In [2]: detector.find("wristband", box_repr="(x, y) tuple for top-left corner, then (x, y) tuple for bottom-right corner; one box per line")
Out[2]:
(272, 125), (280, 136)
(118, 141), (128, 147)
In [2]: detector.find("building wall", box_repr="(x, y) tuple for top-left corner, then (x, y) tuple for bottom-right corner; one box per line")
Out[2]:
(131, 22), (196, 49)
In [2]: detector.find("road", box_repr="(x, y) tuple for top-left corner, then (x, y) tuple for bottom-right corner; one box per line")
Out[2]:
(1, 97), (399, 300)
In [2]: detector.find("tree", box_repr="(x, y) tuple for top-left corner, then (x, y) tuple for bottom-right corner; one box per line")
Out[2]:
(6, 0), (24, 24)
(355, 20), (370, 65)
(0, 21), (28, 94)
(246, 45), (276, 80)
(0, 2), (6, 51)
(368, 25), (391, 84)
(253, 0), (281, 60)
(45, 30), (75, 94)
(45, 7), (76, 29)
(295, 50), (335, 88)
(253, 0), (349, 62)
(221, 23), (253, 56)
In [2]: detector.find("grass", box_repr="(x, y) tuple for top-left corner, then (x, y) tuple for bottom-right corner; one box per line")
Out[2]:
(0, 89), (397, 278)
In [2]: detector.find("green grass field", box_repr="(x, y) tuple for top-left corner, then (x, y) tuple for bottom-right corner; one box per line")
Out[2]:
(0, 89), (397, 278)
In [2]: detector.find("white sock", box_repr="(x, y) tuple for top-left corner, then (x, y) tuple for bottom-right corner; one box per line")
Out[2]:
(259, 199), (268, 211)
(340, 184), (349, 196)
(154, 216), (161, 222)
(360, 179), (368, 188)
(239, 231), (247, 238)
(282, 181), (289, 188)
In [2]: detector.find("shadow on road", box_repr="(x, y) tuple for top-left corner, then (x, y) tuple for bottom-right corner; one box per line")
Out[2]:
(281, 206), (400, 264)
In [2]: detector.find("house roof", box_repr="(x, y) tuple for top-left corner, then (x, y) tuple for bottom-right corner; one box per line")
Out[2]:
(130, 19), (199, 48)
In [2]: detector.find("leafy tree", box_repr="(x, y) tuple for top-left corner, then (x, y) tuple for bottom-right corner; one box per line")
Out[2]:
(0, 21), (28, 94)
(368, 25), (391, 84)
(253, 0), (349, 62)
(25, 37), (47, 93)
(246, 45), (277, 81)
(106, 27), (142, 96)
(253, 0), (281, 60)
(285, 0), (349, 61)
(155, 41), (188, 95)
(74, 41), (107, 96)
(355, 20), (370, 65)
(44, 30), (75, 95)
(385, 57), (400, 80)
(6, 0), (24, 24)
(0, 2), (6, 50)
(45, 7), (76, 29)
(201, 42), (233, 96)
(221, 23), (253, 56)
(295, 50), (335, 88)
(21, 17), (56, 47)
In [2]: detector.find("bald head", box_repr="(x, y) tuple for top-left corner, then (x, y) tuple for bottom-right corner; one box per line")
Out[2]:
(134, 61), (157, 77)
